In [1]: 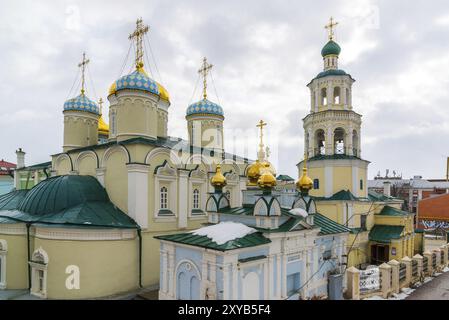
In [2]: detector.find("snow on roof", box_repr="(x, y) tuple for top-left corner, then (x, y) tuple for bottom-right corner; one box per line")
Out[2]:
(289, 207), (308, 218)
(192, 221), (256, 245)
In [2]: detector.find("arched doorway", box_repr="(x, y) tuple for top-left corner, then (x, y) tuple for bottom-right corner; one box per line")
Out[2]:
(175, 260), (201, 300)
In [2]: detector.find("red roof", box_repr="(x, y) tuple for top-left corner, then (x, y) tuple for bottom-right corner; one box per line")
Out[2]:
(0, 159), (16, 175)
(418, 193), (449, 221)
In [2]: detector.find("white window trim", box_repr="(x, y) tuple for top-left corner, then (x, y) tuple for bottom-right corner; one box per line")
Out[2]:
(29, 247), (49, 299)
(154, 174), (177, 220)
(189, 177), (207, 217)
(0, 239), (7, 289)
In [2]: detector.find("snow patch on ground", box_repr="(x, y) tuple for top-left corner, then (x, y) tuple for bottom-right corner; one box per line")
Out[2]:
(363, 288), (415, 300)
(443, 267), (449, 272)
(434, 272), (442, 276)
(192, 221), (256, 245)
(423, 277), (433, 283)
(289, 207), (308, 218)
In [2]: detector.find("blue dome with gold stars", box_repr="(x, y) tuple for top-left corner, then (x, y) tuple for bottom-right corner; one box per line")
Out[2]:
(186, 99), (224, 117)
(109, 68), (160, 97)
(63, 94), (100, 115)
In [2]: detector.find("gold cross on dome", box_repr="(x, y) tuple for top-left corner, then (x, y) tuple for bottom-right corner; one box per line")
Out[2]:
(325, 16), (339, 41)
(129, 18), (149, 70)
(198, 57), (213, 100)
(256, 120), (267, 147)
(78, 52), (90, 95)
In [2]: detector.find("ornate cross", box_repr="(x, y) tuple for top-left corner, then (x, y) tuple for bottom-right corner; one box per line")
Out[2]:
(129, 18), (149, 69)
(325, 16), (338, 41)
(256, 120), (267, 147)
(98, 97), (103, 115)
(78, 52), (90, 95)
(198, 57), (213, 100)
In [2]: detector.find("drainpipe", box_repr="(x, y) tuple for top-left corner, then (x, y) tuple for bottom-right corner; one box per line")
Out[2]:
(26, 223), (31, 289)
(137, 228), (143, 288)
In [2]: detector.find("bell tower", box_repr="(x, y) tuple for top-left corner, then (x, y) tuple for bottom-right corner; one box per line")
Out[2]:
(298, 18), (369, 198)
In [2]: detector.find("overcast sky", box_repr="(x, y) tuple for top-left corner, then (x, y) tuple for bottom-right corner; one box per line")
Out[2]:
(1, 0), (449, 180)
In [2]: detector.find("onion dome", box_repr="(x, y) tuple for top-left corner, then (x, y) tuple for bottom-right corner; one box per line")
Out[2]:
(211, 165), (227, 190)
(98, 116), (109, 136)
(247, 160), (264, 186)
(257, 163), (277, 189)
(296, 167), (313, 193)
(321, 40), (341, 57)
(186, 98), (224, 118)
(63, 93), (100, 115)
(108, 67), (170, 102)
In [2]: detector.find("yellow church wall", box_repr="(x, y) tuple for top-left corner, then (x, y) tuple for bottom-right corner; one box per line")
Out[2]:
(104, 150), (128, 213)
(0, 232), (28, 289)
(357, 167), (367, 198)
(78, 155), (97, 177)
(34, 236), (138, 299)
(315, 202), (341, 224)
(347, 231), (370, 267)
(332, 167), (352, 194)
(308, 167), (325, 197)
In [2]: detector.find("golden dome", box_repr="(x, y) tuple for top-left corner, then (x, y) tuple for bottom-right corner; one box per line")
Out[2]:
(156, 82), (170, 102)
(257, 163), (277, 189)
(98, 116), (109, 136)
(296, 167), (313, 192)
(247, 160), (264, 186)
(108, 82), (117, 96)
(211, 164), (227, 189)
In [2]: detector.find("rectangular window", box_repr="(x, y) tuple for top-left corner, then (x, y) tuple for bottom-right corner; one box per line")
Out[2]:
(193, 189), (200, 209)
(361, 214), (367, 230)
(160, 186), (168, 209)
(360, 179), (363, 190)
(287, 272), (300, 295)
(313, 179), (319, 189)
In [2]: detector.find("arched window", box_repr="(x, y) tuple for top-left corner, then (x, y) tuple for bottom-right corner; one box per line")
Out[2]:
(334, 128), (345, 154)
(193, 189), (200, 209)
(313, 179), (320, 189)
(346, 88), (350, 106)
(321, 88), (327, 106)
(30, 247), (48, 298)
(352, 130), (359, 157)
(333, 87), (341, 104)
(111, 111), (116, 136)
(160, 186), (168, 209)
(315, 129), (326, 155)
(225, 190), (231, 203)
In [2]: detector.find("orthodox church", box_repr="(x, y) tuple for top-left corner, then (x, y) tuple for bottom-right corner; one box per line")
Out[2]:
(0, 17), (419, 300)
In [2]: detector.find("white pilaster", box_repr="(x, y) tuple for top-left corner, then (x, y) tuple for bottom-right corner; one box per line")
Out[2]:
(325, 166), (333, 197)
(95, 167), (106, 187)
(127, 163), (149, 229)
(177, 169), (190, 229)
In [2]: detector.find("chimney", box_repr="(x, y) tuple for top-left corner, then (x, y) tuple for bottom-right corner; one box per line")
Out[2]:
(383, 181), (391, 197)
(15, 148), (26, 169)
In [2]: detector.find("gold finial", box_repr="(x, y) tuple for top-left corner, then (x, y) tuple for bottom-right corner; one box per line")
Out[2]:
(325, 16), (339, 41)
(129, 18), (149, 70)
(256, 120), (267, 161)
(297, 153), (313, 192)
(211, 164), (227, 190)
(98, 97), (104, 115)
(78, 52), (90, 95)
(198, 57), (213, 100)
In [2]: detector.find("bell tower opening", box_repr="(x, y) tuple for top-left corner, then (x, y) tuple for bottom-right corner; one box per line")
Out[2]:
(315, 129), (326, 156)
(334, 128), (345, 155)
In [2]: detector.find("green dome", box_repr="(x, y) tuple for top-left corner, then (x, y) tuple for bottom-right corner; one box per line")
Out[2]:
(321, 40), (341, 57)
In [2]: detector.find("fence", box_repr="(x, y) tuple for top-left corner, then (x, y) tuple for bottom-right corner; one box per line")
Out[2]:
(345, 244), (449, 300)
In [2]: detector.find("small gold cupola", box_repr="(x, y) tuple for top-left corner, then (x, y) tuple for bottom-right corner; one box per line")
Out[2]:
(211, 164), (227, 191)
(257, 163), (277, 190)
(296, 155), (313, 194)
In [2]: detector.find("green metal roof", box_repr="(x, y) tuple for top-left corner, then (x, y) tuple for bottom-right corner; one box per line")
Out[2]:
(276, 174), (294, 181)
(0, 190), (28, 210)
(368, 190), (397, 202)
(314, 190), (359, 202)
(379, 205), (410, 217)
(19, 161), (52, 171)
(369, 225), (404, 243)
(0, 175), (138, 229)
(155, 231), (271, 251)
(321, 40), (341, 57)
(314, 213), (351, 235)
(54, 136), (250, 164)
(307, 154), (363, 162)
